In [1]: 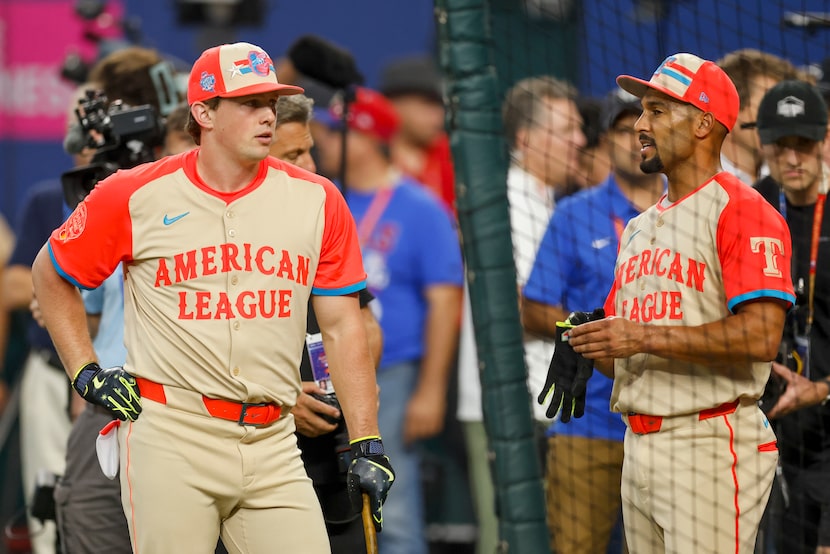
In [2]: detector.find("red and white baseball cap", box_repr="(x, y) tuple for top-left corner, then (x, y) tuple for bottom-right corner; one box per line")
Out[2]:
(187, 42), (304, 104)
(616, 53), (739, 132)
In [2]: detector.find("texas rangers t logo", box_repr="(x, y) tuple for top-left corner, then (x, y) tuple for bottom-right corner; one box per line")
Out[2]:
(750, 237), (785, 278)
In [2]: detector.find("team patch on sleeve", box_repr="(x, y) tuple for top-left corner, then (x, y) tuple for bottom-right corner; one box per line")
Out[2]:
(748, 236), (786, 279)
(57, 203), (87, 242)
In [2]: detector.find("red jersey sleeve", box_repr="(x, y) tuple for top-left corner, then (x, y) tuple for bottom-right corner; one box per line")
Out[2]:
(48, 170), (136, 290)
(312, 180), (367, 295)
(717, 183), (795, 312)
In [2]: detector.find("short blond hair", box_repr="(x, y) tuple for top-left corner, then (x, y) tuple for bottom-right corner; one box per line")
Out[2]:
(717, 49), (800, 109)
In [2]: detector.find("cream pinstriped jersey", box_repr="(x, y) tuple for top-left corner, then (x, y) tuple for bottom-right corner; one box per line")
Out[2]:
(49, 149), (366, 407)
(605, 172), (795, 416)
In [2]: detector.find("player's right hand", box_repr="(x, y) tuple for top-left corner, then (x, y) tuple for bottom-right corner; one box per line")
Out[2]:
(347, 436), (395, 532)
(72, 362), (142, 421)
(538, 309), (604, 422)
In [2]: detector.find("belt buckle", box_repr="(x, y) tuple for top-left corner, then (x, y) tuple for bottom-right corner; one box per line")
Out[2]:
(238, 402), (270, 426)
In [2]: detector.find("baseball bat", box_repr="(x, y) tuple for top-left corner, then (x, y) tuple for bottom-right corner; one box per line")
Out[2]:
(362, 492), (378, 554)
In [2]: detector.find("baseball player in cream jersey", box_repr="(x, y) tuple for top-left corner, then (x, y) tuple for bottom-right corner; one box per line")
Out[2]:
(31, 42), (394, 554)
(557, 53), (796, 553)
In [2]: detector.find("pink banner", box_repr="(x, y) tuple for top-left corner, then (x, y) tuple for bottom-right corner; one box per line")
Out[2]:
(0, 0), (123, 140)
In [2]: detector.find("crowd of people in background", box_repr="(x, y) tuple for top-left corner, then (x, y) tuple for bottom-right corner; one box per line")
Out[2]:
(0, 36), (829, 554)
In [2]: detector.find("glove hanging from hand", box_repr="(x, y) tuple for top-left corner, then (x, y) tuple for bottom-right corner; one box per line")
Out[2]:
(347, 436), (395, 532)
(72, 362), (142, 421)
(537, 308), (605, 422)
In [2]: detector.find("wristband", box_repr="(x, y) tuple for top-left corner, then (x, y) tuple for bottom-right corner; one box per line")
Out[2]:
(72, 362), (101, 394)
(350, 436), (384, 457)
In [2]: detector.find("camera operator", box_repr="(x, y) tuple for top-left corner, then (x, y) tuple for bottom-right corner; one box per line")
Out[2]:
(52, 46), (184, 554)
(755, 80), (830, 554)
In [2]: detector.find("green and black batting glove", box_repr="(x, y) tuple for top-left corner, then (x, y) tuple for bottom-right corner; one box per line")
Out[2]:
(347, 436), (395, 532)
(72, 362), (142, 421)
(537, 308), (605, 422)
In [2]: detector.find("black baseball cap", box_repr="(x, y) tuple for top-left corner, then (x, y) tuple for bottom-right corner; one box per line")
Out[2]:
(379, 56), (443, 104)
(756, 80), (828, 145)
(600, 87), (642, 132)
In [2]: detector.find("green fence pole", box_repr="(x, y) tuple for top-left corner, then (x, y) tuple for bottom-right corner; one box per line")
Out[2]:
(435, 0), (550, 552)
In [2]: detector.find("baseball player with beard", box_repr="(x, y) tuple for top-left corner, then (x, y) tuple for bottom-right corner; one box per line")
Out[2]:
(553, 53), (795, 553)
(31, 42), (393, 554)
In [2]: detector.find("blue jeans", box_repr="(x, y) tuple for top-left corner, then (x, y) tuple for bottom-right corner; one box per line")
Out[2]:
(377, 360), (427, 554)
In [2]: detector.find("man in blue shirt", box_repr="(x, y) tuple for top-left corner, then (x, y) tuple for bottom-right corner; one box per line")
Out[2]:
(315, 86), (464, 554)
(521, 88), (664, 554)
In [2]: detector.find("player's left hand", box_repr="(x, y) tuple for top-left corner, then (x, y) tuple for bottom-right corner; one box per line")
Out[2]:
(538, 309), (604, 422)
(72, 362), (142, 421)
(347, 436), (395, 532)
(566, 314), (644, 360)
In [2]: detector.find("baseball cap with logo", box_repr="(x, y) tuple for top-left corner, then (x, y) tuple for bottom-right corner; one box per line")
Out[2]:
(320, 87), (400, 142)
(187, 42), (304, 104)
(616, 52), (740, 132)
(756, 80), (828, 145)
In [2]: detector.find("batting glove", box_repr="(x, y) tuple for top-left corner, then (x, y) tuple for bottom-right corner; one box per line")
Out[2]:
(538, 308), (604, 422)
(347, 436), (395, 532)
(73, 362), (142, 421)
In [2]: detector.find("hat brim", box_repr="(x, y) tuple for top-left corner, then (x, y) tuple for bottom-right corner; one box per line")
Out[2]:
(220, 82), (305, 99)
(616, 75), (681, 103)
(759, 124), (827, 145)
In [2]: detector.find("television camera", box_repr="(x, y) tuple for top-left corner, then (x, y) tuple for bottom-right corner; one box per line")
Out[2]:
(61, 89), (165, 209)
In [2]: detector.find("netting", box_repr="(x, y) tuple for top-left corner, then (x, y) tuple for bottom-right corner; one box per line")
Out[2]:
(439, 1), (830, 552)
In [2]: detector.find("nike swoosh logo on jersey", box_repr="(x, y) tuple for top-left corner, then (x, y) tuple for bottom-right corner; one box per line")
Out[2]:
(625, 229), (642, 246)
(163, 212), (190, 225)
(591, 237), (612, 249)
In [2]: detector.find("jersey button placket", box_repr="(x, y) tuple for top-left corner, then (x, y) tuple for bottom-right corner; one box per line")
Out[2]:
(225, 210), (241, 372)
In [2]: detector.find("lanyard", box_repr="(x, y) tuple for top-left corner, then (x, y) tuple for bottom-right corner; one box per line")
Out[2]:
(807, 191), (826, 328)
(779, 177), (828, 329)
(357, 187), (395, 248)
